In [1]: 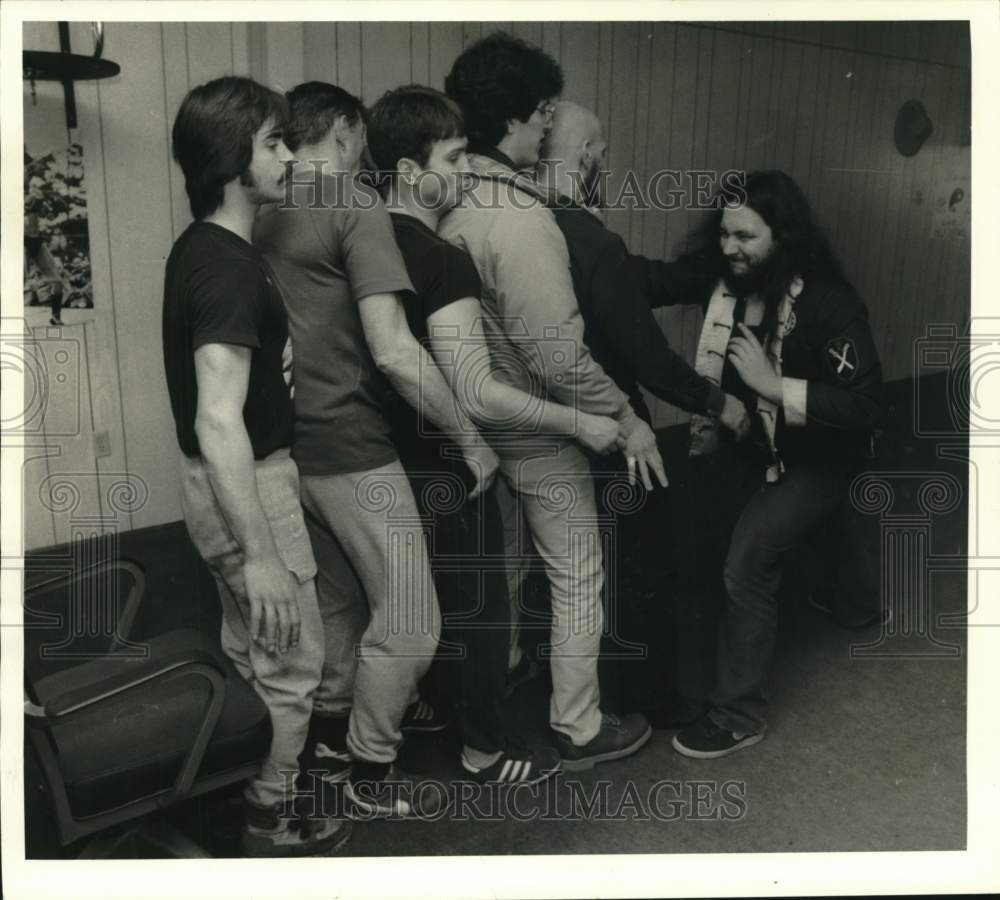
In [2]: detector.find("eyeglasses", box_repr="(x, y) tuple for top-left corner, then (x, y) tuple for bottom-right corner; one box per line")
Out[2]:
(535, 102), (556, 121)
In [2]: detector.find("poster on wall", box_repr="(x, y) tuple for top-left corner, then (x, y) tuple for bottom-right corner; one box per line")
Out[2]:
(22, 51), (94, 327)
(23, 139), (94, 326)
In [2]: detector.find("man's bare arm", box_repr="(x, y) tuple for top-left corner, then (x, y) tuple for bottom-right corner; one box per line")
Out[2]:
(193, 343), (300, 654)
(426, 297), (618, 455)
(359, 291), (499, 497)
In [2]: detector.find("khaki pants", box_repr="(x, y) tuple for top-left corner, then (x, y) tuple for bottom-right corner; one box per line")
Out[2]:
(178, 449), (322, 808)
(500, 442), (605, 745)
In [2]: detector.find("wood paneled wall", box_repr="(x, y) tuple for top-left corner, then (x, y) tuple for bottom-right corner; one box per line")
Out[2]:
(20, 20), (970, 548)
(249, 20), (970, 427)
(21, 22), (252, 550)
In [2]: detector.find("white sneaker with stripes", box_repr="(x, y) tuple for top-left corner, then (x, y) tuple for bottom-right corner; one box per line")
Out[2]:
(460, 746), (561, 785)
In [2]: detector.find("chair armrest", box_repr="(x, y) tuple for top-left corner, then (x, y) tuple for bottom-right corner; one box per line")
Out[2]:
(25, 557), (146, 652)
(26, 645), (223, 720)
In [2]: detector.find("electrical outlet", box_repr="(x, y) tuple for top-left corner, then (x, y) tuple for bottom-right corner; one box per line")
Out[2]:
(94, 430), (112, 459)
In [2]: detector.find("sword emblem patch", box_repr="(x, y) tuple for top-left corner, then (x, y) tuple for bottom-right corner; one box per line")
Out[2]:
(825, 337), (858, 381)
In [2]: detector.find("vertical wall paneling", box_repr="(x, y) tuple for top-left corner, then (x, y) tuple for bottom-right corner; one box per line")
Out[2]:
(410, 23), (431, 86)
(594, 23), (615, 133)
(559, 23), (600, 113)
(603, 23), (638, 250)
(361, 23), (413, 105)
(23, 21), (970, 549)
(303, 23), (338, 84)
(96, 24), (180, 532)
(258, 23), (305, 94)
(70, 22), (130, 535)
(428, 23), (464, 92)
(629, 24), (654, 256)
(511, 22), (542, 48)
(161, 23), (192, 242)
(232, 23), (251, 75)
(334, 23), (363, 98)
(184, 22), (235, 87)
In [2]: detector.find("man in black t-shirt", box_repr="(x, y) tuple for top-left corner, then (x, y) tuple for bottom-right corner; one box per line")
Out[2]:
(163, 77), (350, 856)
(367, 86), (623, 784)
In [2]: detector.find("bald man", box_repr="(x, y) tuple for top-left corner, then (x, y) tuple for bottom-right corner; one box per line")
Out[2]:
(536, 101), (750, 716)
(538, 101), (748, 430)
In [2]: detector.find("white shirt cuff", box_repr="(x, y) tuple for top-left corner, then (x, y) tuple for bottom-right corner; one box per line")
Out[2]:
(782, 377), (808, 427)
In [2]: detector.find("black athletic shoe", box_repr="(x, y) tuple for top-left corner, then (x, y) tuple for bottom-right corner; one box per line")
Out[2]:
(808, 592), (892, 629)
(553, 712), (652, 771)
(401, 699), (450, 733)
(300, 715), (352, 783)
(345, 767), (447, 819)
(671, 715), (765, 759)
(461, 745), (561, 785)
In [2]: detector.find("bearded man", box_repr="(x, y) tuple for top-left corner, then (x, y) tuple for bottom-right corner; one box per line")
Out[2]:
(656, 170), (884, 758)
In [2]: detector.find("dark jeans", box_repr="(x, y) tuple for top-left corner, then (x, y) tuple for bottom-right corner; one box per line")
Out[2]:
(401, 453), (511, 754)
(710, 458), (858, 734)
(672, 442), (862, 734)
(589, 449), (674, 712)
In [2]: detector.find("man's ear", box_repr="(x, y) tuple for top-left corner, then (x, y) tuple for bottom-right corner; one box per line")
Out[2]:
(396, 156), (421, 185)
(581, 138), (593, 168)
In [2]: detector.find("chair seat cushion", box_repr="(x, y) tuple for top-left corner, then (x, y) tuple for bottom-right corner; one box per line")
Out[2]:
(33, 629), (270, 820)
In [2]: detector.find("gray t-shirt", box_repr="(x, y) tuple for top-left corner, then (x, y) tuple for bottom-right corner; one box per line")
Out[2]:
(255, 174), (414, 476)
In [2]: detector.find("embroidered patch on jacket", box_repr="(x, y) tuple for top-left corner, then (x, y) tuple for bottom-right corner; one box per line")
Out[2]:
(825, 337), (858, 381)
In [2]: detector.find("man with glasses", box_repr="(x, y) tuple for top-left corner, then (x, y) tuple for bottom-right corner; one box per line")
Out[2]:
(438, 32), (661, 771)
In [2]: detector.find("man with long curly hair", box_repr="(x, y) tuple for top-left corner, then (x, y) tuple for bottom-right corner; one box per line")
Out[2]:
(657, 170), (884, 758)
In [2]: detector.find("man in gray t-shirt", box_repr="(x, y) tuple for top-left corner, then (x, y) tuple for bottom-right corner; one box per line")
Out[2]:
(255, 82), (497, 818)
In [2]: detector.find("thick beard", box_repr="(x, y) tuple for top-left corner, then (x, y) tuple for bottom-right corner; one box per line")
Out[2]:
(723, 252), (778, 298)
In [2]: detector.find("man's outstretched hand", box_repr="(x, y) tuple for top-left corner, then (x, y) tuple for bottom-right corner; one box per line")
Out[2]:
(617, 405), (668, 490)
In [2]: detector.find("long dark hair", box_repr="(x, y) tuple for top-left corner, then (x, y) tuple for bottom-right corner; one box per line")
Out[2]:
(681, 170), (845, 337)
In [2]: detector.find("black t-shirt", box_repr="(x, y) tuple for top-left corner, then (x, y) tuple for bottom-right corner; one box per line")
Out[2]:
(387, 213), (482, 463)
(162, 221), (293, 459)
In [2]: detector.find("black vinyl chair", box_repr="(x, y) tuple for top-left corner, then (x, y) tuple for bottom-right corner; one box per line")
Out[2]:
(24, 557), (271, 857)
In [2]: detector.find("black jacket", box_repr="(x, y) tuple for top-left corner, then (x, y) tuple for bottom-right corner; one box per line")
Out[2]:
(547, 197), (725, 423)
(640, 253), (884, 463)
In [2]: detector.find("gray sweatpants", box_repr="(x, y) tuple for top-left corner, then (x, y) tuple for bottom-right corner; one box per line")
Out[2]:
(300, 459), (441, 765)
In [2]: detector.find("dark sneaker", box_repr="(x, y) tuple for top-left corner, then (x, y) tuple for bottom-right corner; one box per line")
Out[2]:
(299, 715), (352, 783)
(401, 699), (450, 734)
(503, 655), (542, 699)
(554, 712), (652, 771)
(808, 590), (891, 629)
(240, 799), (352, 857)
(461, 745), (561, 785)
(671, 715), (765, 759)
(345, 766), (448, 819)
(309, 740), (353, 783)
